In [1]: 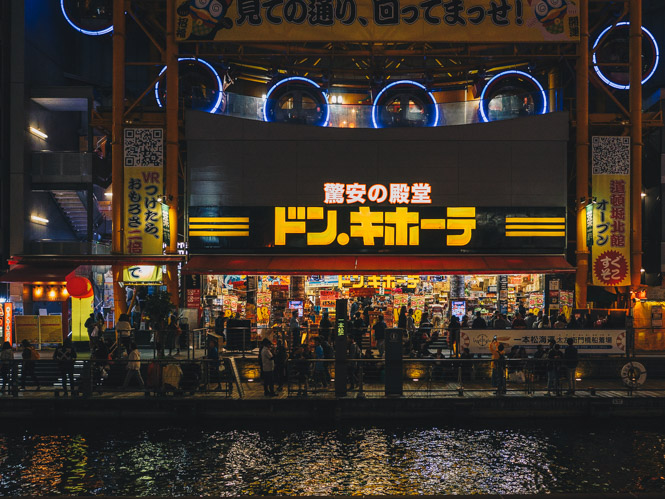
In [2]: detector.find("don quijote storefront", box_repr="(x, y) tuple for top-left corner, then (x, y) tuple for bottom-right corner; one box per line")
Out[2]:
(182, 110), (625, 355)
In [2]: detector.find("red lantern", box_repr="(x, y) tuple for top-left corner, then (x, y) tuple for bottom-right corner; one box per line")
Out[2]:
(66, 275), (93, 299)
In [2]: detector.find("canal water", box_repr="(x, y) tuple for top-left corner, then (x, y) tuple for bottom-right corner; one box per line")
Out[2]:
(0, 422), (664, 496)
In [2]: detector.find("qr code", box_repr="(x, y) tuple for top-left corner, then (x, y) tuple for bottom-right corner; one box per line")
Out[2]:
(124, 128), (163, 167)
(592, 136), (630, 175)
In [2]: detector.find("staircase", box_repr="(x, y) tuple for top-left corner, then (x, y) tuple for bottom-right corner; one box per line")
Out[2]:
(51, 190), (88, 239)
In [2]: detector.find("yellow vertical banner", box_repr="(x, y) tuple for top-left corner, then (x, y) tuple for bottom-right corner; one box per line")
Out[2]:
(124, 167), (164, 255)
(591, 137), (631, 286)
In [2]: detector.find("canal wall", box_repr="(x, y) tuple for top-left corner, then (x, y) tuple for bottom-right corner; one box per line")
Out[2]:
(1, 395), (664, 421)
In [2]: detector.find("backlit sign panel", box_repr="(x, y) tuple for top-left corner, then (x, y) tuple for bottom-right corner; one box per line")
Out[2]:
(188, 206), (566, 255)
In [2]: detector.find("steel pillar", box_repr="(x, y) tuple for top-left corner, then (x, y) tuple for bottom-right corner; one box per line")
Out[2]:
(575, 0), (589, 308)
(629, 0), (643, 289)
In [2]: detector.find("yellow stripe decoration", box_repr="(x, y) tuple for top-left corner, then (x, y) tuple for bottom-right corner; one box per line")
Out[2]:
(189, 231), (250, 237)
(189, 217), (250, 223)
(190, 224), (250, 229)
(505, 217), (566, 223)
(505, 231), (565, 237)
(505, 225), (566, 230)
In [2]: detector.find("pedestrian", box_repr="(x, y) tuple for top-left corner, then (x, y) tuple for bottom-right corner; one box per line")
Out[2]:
(93, 339), (110, 393)
(214, 312), (226, 342)
(1, 341), (14, 394)
(115, 313), (132, 354)
(260, 338), (275, 396)
(289, 310), (301, 350)
(293, 346), (309, 397)
(564, 337), (578, 395)
(347, 336), (361, 390)
(493, 313), (509, 329)
(447, 315), (461, 357)
(85, 312), (97, 349)
(472, 311), (487, 329)
(512, 313), (527, 329)
(372, 314), (387, 357)
(122, 342), (144, 389)
(554, 314), (568, 329)
(166, 313), (180, 356)
(20, 339), (40, 390)
(494, 343), (507, 395)
(398, 306), (408, 329)
(546, 341), (563, 396)
(206, 338), (222, 391)
(319, 311), (332, 342)
(274, 338), (287, 391)
(416, 312), (432, 356)
(313, 337), (327, 389)
(53, 337), (77, 396)
(538, 316), (551, 329)
(352, 312), (365, 347)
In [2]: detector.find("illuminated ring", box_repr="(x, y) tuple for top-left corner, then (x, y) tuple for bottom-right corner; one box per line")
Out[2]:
(154, 58), (224, 114)
(592, 22), (659, 90)
(263, 77), (330, 127)
(60, 0), (113, 36)
(371, 80), (439, 129)
(479, 70), (547, 123)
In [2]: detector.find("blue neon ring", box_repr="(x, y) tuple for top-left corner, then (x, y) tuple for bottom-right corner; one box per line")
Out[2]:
(154, 58), (224, 114)
(371, 80), (439, 128)
(60, 0), (113, 36)
(263, 76), (330, 127)
(592, 22), (660, 90)
(479, 70), (547, 123)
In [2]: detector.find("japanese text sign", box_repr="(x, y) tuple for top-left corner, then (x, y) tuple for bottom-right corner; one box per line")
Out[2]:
(122, 265), (163, 283)
(591, 136), (631, 287)
(124, 167), (164, 255)
(188, 205), (566, 254)
(174, 0), (580, 43)
(324, 182), (431, 204)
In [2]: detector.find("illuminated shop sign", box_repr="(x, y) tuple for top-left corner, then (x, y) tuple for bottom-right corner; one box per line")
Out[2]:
(188, 206), (566, 255)
(122, 266), (163, 283)
(324, 182), (431, 204)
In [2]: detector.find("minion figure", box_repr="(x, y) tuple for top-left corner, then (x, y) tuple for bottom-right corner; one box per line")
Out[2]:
(528, 0), (577, 37)
(177, 0), (233, 40)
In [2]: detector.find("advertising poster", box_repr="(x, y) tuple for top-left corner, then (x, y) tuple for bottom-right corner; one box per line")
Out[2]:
(591, 136), (631, 287)
(451, 300), (466, 321)
(460, 329), (626, 355)
(3, 303), (12, 344)
(175, 0), (580, 43)
(39, 315), (63, 344)
(15, 316), (39, 345)
(319, 290), (338, 308)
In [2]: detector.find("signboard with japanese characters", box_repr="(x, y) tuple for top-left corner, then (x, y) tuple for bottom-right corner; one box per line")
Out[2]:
(188, 206), (566, 254)
(174, 0), (580, 43)
(591, 136), (631, 287)
(124, 167), (164, 255)
(460, 329), (626, 355)
(122, 265), (163, 283)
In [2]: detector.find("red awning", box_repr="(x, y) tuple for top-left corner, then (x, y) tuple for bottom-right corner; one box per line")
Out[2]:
(183, 255), (574, 275)
(0, 264), (78, 283)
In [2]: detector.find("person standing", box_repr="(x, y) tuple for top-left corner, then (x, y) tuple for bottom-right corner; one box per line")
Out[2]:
(546, 341), (563, 396)
(20, 339), (40, 390)
(1, 342), (14, 394)
(274, 338), (287, 391)
(447, 315), (461, 357)
(472, 311), (487, 329)
(53, 338), (77, 396)
(564, 337), (578, 395)
(85, 312), (97, 350)
(214, 312), (226, 343)
(318, 312), (332, 342)
(122, 343), (144, 389)
(313, 337), (327, 389)
(206, 338), (222, 391)
(260, 338), (275, 396)
(372, 314), (387, 357)
(289, 310), (301, 350)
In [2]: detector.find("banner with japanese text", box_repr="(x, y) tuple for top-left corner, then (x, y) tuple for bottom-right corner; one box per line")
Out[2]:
(175, 0), (580, 43)
(591, 136), (631, 287)
(124, 167), (164, 255)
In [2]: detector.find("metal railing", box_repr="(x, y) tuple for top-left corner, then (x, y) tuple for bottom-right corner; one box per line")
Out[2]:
(0, 356), (661, 399)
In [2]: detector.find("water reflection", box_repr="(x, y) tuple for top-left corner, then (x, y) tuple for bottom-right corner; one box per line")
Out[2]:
(0, 423), (663, 495)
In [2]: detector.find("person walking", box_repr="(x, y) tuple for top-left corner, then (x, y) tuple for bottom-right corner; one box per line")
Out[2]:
(372, 314), (387, 357)
(274, 338), (287, 392)
(447, 315), (461, 357)
(20, 339), (40, 390)
(260, 338), (276, 396)
(564, 337), (578, 395)
(85, 312), (97, 350)
(122, 343), (144, 389)
(1, 341), (14, 394)
(53, 338), (77, 396)
(318, 312), (332, 342)
(115, 313), (133, 354)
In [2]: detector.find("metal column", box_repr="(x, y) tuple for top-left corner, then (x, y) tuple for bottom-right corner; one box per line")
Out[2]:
(575, 0), (589, 308)
(629, 0), (643, 289)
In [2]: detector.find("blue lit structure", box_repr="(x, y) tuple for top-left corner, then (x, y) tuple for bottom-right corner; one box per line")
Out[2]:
(60, 0), (113, 36)
(154, 58), (224, 114)
(592, 22), (659, 90)
(371, 80), (439, 128)
(479, 70), (547, 123)
(263, 77), (330, 127)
